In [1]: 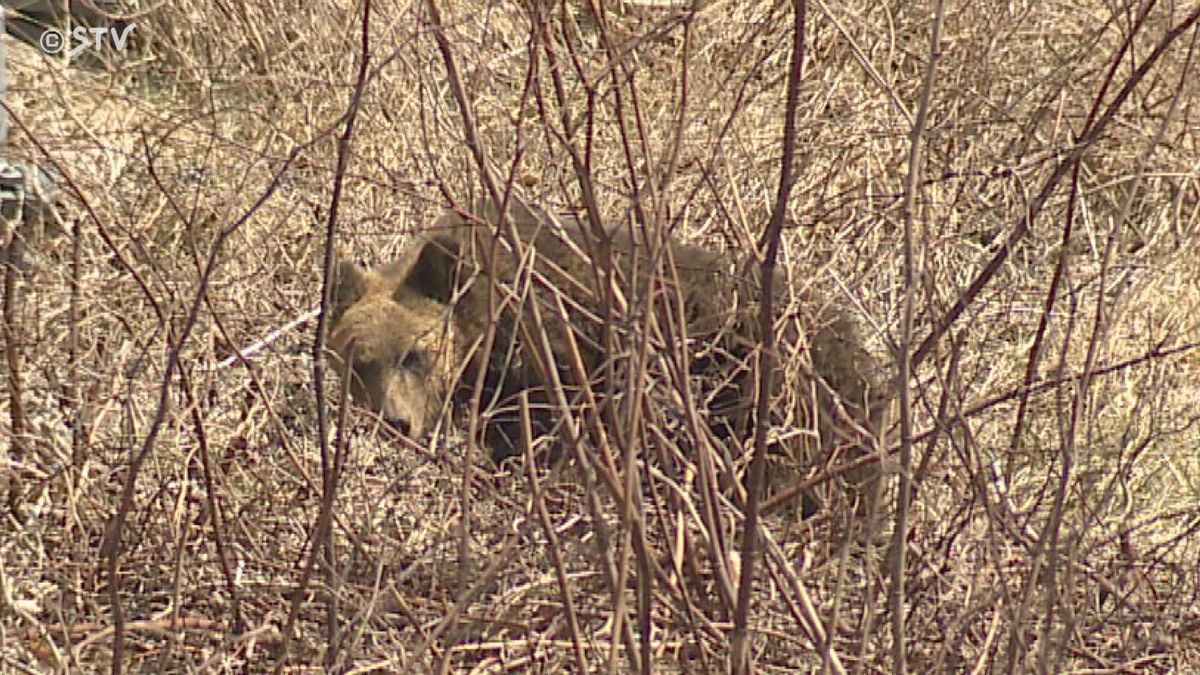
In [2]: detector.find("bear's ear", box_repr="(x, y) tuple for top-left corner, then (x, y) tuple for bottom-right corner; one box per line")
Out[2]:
(331, 260), (369, 319)
(401, 235), (461, 304)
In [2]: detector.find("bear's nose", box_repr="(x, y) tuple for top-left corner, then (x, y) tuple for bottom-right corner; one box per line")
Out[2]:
(386, 417), (412, 437)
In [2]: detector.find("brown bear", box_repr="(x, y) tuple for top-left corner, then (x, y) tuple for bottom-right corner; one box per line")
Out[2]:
(327, 199), (885, 513)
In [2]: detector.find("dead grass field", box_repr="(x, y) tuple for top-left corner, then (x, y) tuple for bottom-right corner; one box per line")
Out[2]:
(2, 0), (1199, 672)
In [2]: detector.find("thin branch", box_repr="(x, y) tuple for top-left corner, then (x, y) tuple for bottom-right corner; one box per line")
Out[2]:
(274, 1), (372, 670)
(891, 1), (944, 672)
(731, 2), (806, 672)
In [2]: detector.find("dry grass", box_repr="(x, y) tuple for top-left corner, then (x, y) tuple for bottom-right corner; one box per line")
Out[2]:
(1, 0), (1198, 672)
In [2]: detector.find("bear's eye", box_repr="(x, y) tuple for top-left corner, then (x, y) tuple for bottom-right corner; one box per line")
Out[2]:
(398, 350), (429, 373)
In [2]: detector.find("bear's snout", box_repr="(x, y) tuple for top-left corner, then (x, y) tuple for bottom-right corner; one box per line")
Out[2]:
(386, 415), (412, 437)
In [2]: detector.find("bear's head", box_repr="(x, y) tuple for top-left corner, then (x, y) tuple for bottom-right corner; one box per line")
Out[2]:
(327, 236), (465, 437)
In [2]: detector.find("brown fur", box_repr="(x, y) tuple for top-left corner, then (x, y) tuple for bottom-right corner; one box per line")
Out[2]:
(328, 201), (885, 512)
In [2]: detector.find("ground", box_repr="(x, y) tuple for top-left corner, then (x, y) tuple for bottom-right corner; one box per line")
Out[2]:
(1, 1), (1198, 672)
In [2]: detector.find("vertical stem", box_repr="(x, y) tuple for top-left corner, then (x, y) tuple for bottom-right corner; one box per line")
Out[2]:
(731, 2), (806, 672)
(891, 1), (944, 671)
